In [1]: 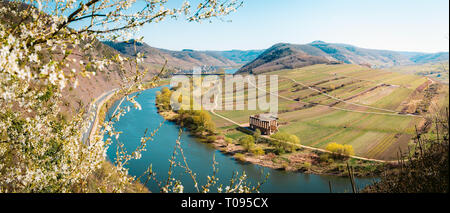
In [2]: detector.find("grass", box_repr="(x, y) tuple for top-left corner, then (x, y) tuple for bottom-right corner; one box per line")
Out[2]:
(382, 62), (449, 84)
(207, 64), (449, 160)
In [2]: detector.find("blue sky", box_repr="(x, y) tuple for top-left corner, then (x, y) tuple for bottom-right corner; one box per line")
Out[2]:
(138, 0), (449, 53)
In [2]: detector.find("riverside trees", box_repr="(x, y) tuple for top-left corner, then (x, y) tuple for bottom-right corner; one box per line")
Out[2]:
(270, 131), (301, 154)
(325, 142), (355, 157)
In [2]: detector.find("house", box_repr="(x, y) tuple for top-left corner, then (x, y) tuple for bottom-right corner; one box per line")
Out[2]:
(249, 113), (278, 135)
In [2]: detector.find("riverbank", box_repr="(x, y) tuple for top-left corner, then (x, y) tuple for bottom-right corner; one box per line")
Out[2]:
(97, 79), (171, 134)
(155, 87), (388, 178)
(102, 85), (377, 192)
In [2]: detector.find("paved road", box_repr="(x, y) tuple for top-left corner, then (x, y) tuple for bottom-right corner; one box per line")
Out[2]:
(82, 88), (118, 145)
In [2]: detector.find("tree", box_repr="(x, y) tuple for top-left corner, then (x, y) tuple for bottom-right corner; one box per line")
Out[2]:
(253, 129), (261, 143)
(0, 0), (245, 193)
(239, 135), (255, 151)
(161, 87), (171, 95)
(343, 144), (355, 156)
(156, 87), (173, 111)
(271, 132), (300, 144)
(225, 137), (234, 144)
(325, 142), (354, 157)
(270, 132), (300, 154)
(250, 147), (265, 156)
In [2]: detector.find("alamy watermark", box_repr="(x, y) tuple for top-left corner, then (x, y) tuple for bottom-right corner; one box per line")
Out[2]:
(169, 67), (279, 115)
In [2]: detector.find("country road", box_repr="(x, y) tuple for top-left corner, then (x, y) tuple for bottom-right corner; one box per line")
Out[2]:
(82, 88), (119, 145)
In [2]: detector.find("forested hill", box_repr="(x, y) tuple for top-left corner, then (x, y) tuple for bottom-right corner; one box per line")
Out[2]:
(237, 41), (449, 74)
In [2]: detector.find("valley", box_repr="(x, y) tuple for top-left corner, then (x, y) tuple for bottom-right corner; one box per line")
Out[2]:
(209, 64), (448, 160)
(2, 0), (448, 195)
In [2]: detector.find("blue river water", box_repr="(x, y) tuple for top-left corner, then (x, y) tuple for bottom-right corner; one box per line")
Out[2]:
(104, 85), (377, 193)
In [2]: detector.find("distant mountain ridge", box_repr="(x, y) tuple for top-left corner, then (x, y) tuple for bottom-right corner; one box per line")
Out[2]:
(237, 41), (449, 74)
(103, 40), (264, 72)
(103, 40), (449, 75)
(203, 49), (265, 65)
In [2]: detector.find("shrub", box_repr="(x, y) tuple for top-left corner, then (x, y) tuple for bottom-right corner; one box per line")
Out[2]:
(343, 144), (355, 156)
(274, 145), (286, 155)
(253, 129), (261, 143)
(270, 132), (300, 154)
(161, 87), (171, 94)
(206, 135), (217, 143)
(271, 132), (300, 144)
(239, 135), (255, 151)
(234, 153), (246, 162)
(303, 162), (312, 170)
(225, 137), (233, 144)
(281, 162), (289, 169)
(176, 109), (216, 134)
(325, 142), (354, 157)
(319, 153), (330, 162)
(155, 87), (173, 111)
(250, 147), (265, 156)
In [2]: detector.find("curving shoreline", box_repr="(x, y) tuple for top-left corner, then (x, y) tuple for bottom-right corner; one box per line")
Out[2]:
(154, 90), (386, 178)
(95, 82), (383, 183)
(158, 110), (385, 178)
(105, 86), (377, 192)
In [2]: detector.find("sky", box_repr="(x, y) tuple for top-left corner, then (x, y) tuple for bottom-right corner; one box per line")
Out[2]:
(137, 0), (449, 53)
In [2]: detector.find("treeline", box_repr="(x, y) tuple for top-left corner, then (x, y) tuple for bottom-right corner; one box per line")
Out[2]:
(325, 142), (354, 157)
(155, 87), (173, 112)
(176, 109), (216, 135)
(236, 129), (302, 155)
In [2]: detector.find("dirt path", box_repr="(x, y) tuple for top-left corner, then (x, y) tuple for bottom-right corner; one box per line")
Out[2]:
(246, 78), (421, 118)
(211, 107), (399, 163)
(208, 78), (409, 163)
(284, 77), (415, 115)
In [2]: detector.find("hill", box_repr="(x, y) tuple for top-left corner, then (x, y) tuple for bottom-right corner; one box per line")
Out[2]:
(59, 40), (136, 117)
(103, 41), (263, 71)
(237, 41), (449, 74)
(236, 43), (339, 74)
(203, 49), (265, 65)
(0, 1), (144, 118)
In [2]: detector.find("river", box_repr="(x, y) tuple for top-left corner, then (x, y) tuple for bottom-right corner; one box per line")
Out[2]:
(104, 86), (377, 193)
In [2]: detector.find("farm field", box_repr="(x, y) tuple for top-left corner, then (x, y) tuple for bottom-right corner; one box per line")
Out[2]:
(209, 64), (449, 160)
(383, 62), (449, 85)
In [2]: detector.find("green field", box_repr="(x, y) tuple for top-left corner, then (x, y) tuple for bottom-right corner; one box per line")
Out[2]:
(383, 62), (449, 84)
(209, 64), (449, 160)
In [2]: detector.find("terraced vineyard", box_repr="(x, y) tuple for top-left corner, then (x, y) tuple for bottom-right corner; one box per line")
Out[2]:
(210, 64), (449, 160)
